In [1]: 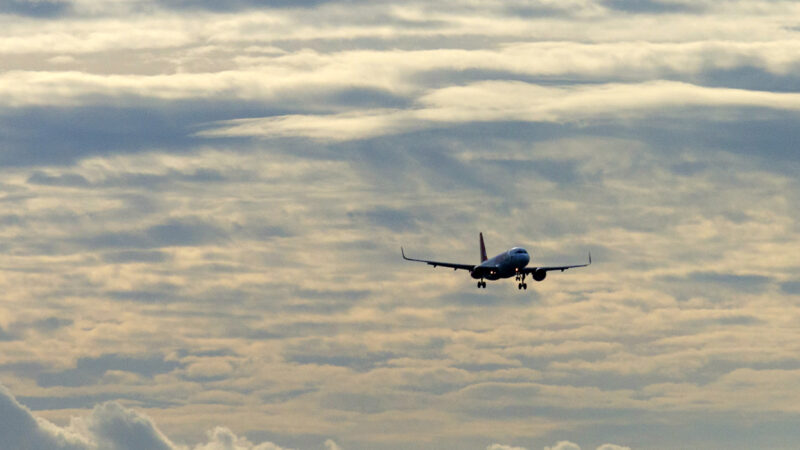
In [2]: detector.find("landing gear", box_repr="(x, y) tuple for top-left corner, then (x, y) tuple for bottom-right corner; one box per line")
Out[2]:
(516, 273), (527, 290)
(477, 280), (486, 289)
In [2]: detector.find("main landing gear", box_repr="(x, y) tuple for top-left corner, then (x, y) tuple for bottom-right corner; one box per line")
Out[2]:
(516, 273), (528, 290)
(476, 280), (486, 289)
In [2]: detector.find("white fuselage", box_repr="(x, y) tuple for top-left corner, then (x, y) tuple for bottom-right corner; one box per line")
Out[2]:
(471, 247), (530, 280)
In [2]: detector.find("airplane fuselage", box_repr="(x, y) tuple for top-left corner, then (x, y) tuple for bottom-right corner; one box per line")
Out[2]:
(401, 232), (589, 290)
(471, 247), (530, 280)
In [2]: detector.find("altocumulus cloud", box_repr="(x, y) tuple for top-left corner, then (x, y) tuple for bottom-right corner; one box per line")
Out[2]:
(2, 0), (800, 449)
(0, 383), (326, 450)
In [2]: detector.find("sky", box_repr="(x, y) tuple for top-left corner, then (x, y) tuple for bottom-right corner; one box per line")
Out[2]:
(1, 0), (800, 449)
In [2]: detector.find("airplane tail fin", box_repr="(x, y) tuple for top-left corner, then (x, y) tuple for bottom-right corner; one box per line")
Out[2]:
(479, 232), (488, 262)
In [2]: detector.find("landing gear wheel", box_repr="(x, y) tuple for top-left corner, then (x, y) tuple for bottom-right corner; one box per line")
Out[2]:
(481, 281), (486, 288)
(523, 283), (527, 290)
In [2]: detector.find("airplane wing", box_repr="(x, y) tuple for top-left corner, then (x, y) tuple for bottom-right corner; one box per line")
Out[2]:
(522, 252), (592, 274)
(401, 247), (475, 271)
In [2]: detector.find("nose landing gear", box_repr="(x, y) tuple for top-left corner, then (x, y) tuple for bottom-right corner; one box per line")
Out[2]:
(516, 273), (528, 290)
(477, 280), (486, 289)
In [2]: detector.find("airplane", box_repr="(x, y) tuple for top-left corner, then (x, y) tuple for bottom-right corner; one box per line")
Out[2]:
(401, 232), (591, 289)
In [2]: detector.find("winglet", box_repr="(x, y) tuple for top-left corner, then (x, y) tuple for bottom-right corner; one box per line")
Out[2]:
(588, 251), (592, 265)
(401, 246), (408, 260)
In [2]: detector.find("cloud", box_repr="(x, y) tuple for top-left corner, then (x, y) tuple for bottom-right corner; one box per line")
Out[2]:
(0, 382), (321, 450)
(782, 281), (800, 295)
(487, 444), (528, 450)
(602, 0), (700, 14)
(323, 439), (342, 450)
(84, 401), (175, 450)
(541, 443), (630, 450)
(36, 353), (181, 387)
(3, 1), (800, 449)
(200, 81), (800, 141)
(545, 443), (581, 450)
(6, 38), (800, 105)
(155, 0), (334, 12)
(0, 396), (84, 449)
(0, 0), (73, 18)
(74, 217), (229, 251)
(192, 427), (295, 450)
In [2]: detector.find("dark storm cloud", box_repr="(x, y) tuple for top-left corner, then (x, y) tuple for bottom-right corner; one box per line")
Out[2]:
(0, 0), (73, 18)
(37, 353), (181, 387)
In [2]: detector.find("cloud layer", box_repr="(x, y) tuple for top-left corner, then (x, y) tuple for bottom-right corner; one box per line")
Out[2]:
(0, 383), (305, 450)
(1, 0), (800, 449)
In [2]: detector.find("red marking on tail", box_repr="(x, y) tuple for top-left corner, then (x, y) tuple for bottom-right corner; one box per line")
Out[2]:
(479, 232), (487, 262)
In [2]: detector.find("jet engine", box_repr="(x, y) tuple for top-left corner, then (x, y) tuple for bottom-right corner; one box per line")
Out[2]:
(532, 269), (546, 282)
